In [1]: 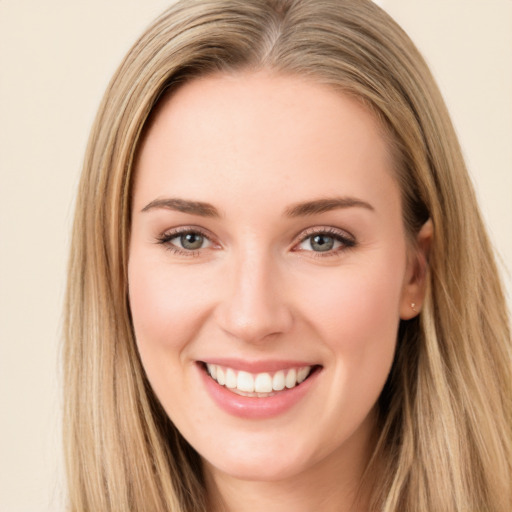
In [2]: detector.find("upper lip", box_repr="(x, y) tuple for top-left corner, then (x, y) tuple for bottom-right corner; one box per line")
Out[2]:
(198, 358), (321, 373)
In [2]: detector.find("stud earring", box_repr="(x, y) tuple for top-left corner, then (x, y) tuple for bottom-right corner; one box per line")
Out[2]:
(411, 302), (418, 313)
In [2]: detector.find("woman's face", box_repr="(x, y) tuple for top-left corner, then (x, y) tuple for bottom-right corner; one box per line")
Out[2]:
(129, 72), (423, 485)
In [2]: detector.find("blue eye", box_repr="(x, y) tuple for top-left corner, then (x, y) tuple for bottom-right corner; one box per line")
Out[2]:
(307, 234), (337, 252)
(157, 229), (213, 254)
(296, 229), (355, 254)
(177, 232), (207, 250)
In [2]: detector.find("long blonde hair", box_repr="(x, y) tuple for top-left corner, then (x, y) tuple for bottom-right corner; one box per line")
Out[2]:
(64, 0), (512, 510)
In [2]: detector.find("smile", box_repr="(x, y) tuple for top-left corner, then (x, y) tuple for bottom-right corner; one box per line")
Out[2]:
(198, 360), (321, 418)
(205, 363), (313, 397)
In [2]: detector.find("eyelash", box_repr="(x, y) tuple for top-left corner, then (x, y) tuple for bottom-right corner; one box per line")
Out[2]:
(155, 226), (214, 257)
(155, 226), (356, 258)
(294, 227), (356, 257)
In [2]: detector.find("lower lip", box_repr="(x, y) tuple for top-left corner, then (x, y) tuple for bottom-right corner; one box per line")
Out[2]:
(198, 364), (320, 419)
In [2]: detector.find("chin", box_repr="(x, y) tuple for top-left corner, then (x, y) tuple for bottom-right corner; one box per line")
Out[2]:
(207, 454), (312, 483)
(199, 431), (322, 483)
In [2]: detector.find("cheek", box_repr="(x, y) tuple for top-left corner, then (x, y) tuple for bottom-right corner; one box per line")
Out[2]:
(127, 253), (216, 397)
(297, 253), (406, 406)
(303, 261), (404, 343)
(129, 257), (210, 344)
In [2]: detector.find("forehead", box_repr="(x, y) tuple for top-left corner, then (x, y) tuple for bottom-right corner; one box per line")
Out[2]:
(133, 71), (398, 214)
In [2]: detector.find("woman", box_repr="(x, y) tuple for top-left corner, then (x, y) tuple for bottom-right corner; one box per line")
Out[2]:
(63, 0), (512, 510)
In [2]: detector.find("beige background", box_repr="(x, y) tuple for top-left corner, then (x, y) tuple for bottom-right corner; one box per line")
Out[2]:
(1, 1), (510, 510)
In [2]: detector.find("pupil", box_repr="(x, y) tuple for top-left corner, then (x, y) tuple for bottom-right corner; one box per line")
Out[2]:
(181, 233), (203, 250)
(311, 235), (334, 252)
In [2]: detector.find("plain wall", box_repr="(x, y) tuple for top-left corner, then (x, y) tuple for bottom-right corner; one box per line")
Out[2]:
(0, 1), (510, 510)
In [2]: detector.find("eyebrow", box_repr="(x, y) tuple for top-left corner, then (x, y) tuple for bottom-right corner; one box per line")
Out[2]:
(141, 196), (374, 218)
(284, 197), (374, 217)
(141, 198), (220, 217)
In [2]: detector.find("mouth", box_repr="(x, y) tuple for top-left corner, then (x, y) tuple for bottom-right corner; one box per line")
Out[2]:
(199, 362), (321, 398)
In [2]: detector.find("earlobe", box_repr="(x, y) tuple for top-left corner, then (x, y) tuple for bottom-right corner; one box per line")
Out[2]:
(400, 219), (433, 319)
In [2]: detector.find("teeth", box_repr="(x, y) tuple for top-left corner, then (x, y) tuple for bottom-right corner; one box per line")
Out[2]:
(297, 367), (309, 383)
(205, 364), (313, 395)
(285, 368), (297, 388)
(272, 371), (285, 391)
(254, 373), (272, 393)
(206, 363), (217, 380)
(225, 368), (237, 389)
(237, 371), (254, 392)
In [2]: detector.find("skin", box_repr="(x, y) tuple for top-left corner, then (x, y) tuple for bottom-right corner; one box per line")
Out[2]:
(129, 71), (431, 511)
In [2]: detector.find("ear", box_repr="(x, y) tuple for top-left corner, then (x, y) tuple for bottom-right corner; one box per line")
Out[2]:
(399, 219), (433, 320)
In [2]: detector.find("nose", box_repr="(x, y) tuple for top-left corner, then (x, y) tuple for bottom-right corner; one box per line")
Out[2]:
(214, 248), (293, 344)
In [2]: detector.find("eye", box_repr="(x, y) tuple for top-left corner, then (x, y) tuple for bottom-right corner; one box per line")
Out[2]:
(156, 228), (215, 255)
(301, 233), (338, 252)
(175, 232), (209, 251)
(295, 228), (355, 255)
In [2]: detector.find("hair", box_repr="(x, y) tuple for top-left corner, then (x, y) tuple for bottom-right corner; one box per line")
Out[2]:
(63, 0), (512, 510)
